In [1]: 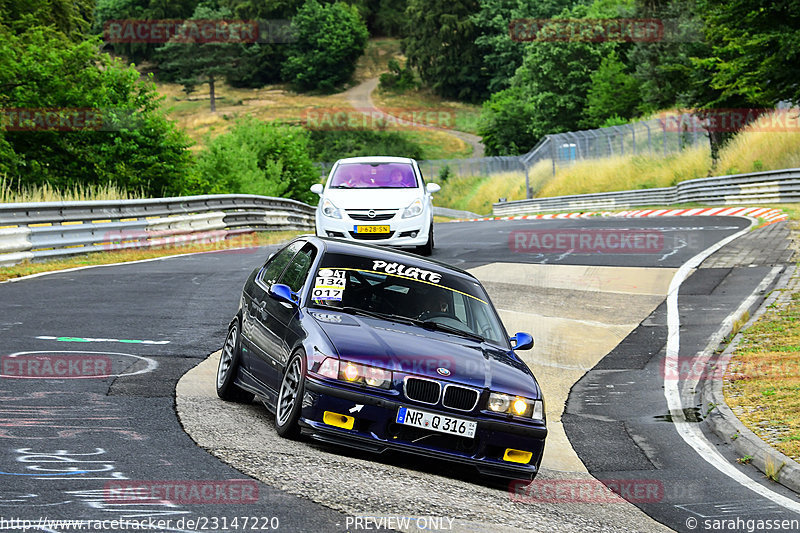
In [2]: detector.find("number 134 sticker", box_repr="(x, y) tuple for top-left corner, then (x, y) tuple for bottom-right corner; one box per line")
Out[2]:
(313, 269), (346, 300)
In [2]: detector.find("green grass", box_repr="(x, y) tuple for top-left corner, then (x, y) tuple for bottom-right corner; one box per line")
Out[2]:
(373, 87), (483, 135)
(725, 285), (800, 462)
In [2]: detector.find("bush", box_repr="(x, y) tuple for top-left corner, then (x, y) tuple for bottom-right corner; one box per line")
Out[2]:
(306, 129), (424, 162)
(282, 0), (369, 92)
(477, 86), (538, 156)
(378, 59), (418, 93)
(581, 50), (641, 129)
(196, 118), (318, 203)
(0, 26), (194, 197)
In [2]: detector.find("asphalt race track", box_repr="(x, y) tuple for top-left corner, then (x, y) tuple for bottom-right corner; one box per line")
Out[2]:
(1, 216), (799, 533)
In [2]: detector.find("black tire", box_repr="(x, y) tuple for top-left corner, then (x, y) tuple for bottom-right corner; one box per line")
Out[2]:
(416, 223), (434, 256)
(216, 320), (255, 403)
(275, 351), (307, 439)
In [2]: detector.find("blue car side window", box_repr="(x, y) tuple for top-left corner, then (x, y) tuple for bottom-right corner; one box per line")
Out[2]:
(278, 244), (317, 294)
(259, 241), (304, 286)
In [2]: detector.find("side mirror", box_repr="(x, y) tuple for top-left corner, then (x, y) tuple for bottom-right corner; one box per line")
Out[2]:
(310, 183), (324, 195)
(510, 332), (534, 351)
(269, 283), (299, 306)
(426, 183), (441, 194)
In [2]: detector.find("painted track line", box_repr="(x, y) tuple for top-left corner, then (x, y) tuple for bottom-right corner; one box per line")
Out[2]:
(445, 207), (788, 224)
(663, 216), (800, 514)
(0, 245), (267, 285)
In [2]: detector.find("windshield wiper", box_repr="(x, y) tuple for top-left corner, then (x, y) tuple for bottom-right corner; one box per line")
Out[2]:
(340, 307), (421, 326)
(421, 321), (485, 343)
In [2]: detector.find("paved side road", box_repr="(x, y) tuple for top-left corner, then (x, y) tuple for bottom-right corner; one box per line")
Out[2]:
(343, 77), (485, 158)
(564, 220), (800, 533)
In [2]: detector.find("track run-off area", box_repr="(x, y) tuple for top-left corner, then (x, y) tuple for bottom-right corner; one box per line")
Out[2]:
(1, 214), (799, 533)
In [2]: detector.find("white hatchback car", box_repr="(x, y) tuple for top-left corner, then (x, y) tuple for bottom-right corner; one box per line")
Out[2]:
(310, 156), (440, 255)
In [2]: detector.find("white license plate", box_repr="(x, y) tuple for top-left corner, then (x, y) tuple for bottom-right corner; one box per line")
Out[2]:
(396, 407), (476, 439)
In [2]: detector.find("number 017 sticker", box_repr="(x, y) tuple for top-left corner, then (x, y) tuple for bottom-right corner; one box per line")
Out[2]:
(313, 269), (346, 300)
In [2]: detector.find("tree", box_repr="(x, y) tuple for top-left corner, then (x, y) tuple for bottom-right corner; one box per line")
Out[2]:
(155, 5), (241, 112)
(472, 0), (572, 95)
(477, 86), (538, 155)
(700, 0), (800, 107)
(93, 0), (199, 62)
(403, 0), (490, 102)
(0, 25), (194, 196)
(282, 0), (368, 92)
(581, 50), (641, 128)
(512, 39), (612, 140)
(0, 0), (95, 41)
(372, 0), (409, 36)
(627, 0), (710, 114)
(476, 1), (637, 153)
(195, 118), (319, 203)
(219, 0), (304, 87)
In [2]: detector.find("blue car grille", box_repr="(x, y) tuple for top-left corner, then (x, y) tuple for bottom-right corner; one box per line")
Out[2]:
(404, 378), (440, 404)
(442, 385), (480, 411)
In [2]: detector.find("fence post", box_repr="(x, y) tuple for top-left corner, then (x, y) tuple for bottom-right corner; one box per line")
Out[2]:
(525, 165), (531, 199)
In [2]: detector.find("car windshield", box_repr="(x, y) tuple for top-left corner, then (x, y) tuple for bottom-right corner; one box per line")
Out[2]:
(309, 253), (510, 348)
(328, 163), (418, 189)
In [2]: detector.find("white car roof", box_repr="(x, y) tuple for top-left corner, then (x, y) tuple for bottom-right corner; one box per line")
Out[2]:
(334, 156), (417, 165)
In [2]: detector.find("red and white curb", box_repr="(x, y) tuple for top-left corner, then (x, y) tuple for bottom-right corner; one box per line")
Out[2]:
(446, 206), (788, 224)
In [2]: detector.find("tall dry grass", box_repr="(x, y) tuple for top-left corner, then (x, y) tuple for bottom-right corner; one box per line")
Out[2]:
(435, 162), (555, 215)
(714, 108), (800, 175)
(537, 144), (711, 198)
(0, 176), (143, 203)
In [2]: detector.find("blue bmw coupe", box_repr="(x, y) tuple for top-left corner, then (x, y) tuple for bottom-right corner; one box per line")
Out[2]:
(216, 236), (547, 479)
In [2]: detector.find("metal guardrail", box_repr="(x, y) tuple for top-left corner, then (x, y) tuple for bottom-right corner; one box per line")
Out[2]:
(492, 168), (800, 216)
(432, 206), (482, 220)
(0, 194), (316, 267)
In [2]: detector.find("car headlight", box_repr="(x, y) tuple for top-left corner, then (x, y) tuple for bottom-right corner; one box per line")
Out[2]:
(402, 198), (424, 218)
(321, 198), (341, 219)
(318, 357), (339, 379)
(487, 392), (543, 420)
(317, 358), (392, 389)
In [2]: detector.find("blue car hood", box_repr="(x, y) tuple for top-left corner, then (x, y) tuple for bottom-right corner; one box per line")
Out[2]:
(312, 312), (539, 397)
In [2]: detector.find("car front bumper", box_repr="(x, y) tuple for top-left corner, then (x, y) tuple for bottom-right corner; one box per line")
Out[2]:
(314, 211), (431, 247)
(301, 378), (547, 479)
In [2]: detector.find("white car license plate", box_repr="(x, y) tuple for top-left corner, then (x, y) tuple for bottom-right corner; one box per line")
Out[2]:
(396, 407), (476, 439)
